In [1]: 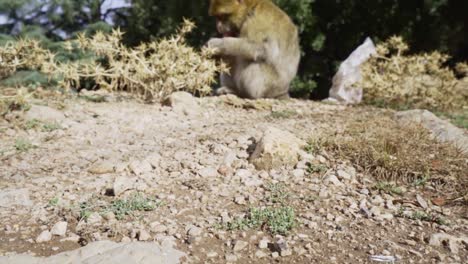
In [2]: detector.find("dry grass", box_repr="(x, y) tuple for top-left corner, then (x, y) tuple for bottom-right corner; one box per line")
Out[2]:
(358, 36), (468, 111)
(322, 112), (467, 194)
(43, 19), (227, 101)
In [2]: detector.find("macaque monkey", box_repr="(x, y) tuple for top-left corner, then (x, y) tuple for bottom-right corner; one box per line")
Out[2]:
(207, 0), (300, 99)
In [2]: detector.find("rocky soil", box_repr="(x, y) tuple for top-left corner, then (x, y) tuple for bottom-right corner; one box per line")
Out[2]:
(0, 93), (466, 263)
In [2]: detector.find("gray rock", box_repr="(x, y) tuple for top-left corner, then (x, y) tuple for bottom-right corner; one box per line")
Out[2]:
(0, 188), (32, 208)
(233, 240), (249, 252)
(36, 230), (52, 243)
(255, 250), (268, 258)
(249, 127), (306, 170)
(198, 167), (218, 178)
(25, 105), (65, 123)
(429, 233), (468, 254)
(113, 176), (137, 196)
(0, 240), (186, 264)
(88, 161), (115, 174)
(395, 109), (468, 153)
(187, 226), (202, 237)
(225, 254), (238, 262)
(129, 160), (153, 175)
(137, 230), (152, 241)
(336, 169), (352, 180)
(51, 221), (67, 237)
(258, 239), (269, 249)
(87, 212), (103, 225)
(323, 174), (343, 186)
(163, 92), (201, 116)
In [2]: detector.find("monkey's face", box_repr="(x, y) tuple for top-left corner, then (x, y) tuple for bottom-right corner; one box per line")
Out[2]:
(209, 0), (246, 37)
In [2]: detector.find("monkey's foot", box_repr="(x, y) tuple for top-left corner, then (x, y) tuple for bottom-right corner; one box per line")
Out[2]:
(216, 86), (235, 96)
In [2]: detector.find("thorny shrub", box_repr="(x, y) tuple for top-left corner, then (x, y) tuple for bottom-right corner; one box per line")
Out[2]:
(0, 20), (226, 105)
(358, 36), (468, 111)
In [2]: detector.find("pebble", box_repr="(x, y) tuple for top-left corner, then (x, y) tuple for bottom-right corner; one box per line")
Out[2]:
(255, 250), (268, 258)
(50, 221), (67, 236)
(259, 239), (269, 249)
(225, 254), (238, 262)
(36, 230), (52, 243)
(199, 167), (218, 178)
(187, 226), (202, 237)
(233, 240), (249, 252)
(138, 230), (152, 241)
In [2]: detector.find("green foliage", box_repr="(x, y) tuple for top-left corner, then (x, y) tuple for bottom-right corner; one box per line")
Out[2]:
(375, 182), (404, 196)
(108, 193), (162, 220)
(227, 206), (296, 235)
(14, 138), (36, 152)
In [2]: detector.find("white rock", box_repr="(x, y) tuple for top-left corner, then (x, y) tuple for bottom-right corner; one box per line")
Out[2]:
(336, 169), (352, 180)
(0, 241), (186, 264)
(0, 188), (32, 208)
(292, 169), (305, 178)
(255, 250), (268, 258)
(138, 230), (152, 241)
(323, 174), (343, 186)
(429, 233), (468, 254)
(88, 161), (115, 174)
(146, 154), (162, 168)
(129, 160), (153, 175)
(235, 169), (252, 178)
(51, 221), (67, 237)
(36, 230), (52, 243)
(113, 176), (137, 196)
(163, 92), (201, 116)
(249, 127), (306, 170)
(87, 212), (103, 225)
(225, 254), (238, 262)
(187, 226), (202, 237)
(233, 240), (249, 252)
(259, 239), (269, 249)
(199, 167), (218, 178)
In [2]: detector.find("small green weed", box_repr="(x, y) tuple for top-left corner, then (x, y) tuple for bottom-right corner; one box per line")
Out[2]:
(108, 193), (162, 220)
(375, 182), (404, 195)
(269, 110), (297, 119)
(307, 163), (327, 174)
(25, 119), (41, 129)
(227, 206), (296, 235)
(14, 138), (36, 152)
(48, 197), (59, 206)
(412, 176), (429, 187)
(42, 122), (61, 132)
(79, 202), (93, 221)
(305, 138), (323, 155)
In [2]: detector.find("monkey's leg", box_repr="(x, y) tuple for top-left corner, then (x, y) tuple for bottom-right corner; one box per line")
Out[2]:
(239, 64), (289, 99)
(216, 73), (237, 95)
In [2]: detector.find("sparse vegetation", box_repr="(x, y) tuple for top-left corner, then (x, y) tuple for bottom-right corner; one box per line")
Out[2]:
(324, 114), (468, 193)
(269, 109), (298, 119)
(42, 122), (61, 132)
(307, 163), (327, 174)
(107, 193), (162, 220)
(396, 208), (448, 226)
(225, 183), (296, 235)
(359, 36), (467, 111)
(375, 182), (404, 195)
(14, 138), (36, 152)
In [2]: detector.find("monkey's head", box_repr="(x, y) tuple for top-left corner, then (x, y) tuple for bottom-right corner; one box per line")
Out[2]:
(209, 0), (250, 37)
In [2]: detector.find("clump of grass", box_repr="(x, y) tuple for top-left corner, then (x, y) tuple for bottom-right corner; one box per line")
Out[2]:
(42, 122), (61, 132)
(397, 209), (448, 226)
(0, 88), (32, 116)
(307, 163), (327, 174)
(269, 109), (297, 119)
(227, 206), (296, 235)
(305, 138), (323, 155)
(375, 182), (404, 195)
(359, 36), (467, 111)
(48, 197), (59, 207)
(225, 183), (296, 235)
(324, 114), (467, 193)
(107, 193), (162, 220)
(14, 138), (36, 152)
(44, 19), (227, 100)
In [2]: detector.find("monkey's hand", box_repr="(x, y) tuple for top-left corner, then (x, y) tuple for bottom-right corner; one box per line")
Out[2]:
(207, 38), (225, 54)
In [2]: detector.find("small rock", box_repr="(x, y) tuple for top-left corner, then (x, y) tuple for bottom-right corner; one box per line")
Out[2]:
(259, 239), (269, 249)
(292, 169), (305, 178)
(235, 169), (252, 178)
(255, 250), (268, 259)
(429, 233), (468, 254)
(416, 194), (428, 209)
(223, 152), (237, 166)
(60, 233), (80, 243)
(36, 230), (52, 243)
(207, 251), (218, 258)
(87, 212), (103, 225)
(146, 153), (161, 168)
(112, 176), (137, 196)
(319, 189), (329, 198)
(199, 167), (218, 178)
(187, 226), (202, 237)
(163, 92), (201, 116)
(323, 174), (343, 186)
(129, 160), (153, 175)
(51, 221), (67, 236)
(272, 252), (280, 258)
(88, 161), (115, 174)
(249, 127), (306, 170)
(225, 254), (238, 262)
(151, 223), (168, 234)
(138, 230), (152, 241)
(234, 196), (246, 205)
(336, 169), (352, 180)
(233, 240), (249, 252)
(280, 249), (293, 257)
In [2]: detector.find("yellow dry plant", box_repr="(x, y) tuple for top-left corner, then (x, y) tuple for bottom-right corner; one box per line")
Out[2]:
(359, 36), (467, 110)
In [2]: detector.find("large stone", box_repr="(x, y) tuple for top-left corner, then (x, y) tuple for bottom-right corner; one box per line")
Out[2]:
(51, 221), (68, 237)
(163, 92), (201, 116)
(24, 105), (65, 123)
(0, 241), (186, 264)
(0, 188), (32, 208)
(249, 127), (306, 170)
(429, 233), (468, 254)
(395, 109), (468, 154)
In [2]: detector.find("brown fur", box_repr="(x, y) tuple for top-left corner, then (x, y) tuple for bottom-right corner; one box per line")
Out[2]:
(208, 0), (300, 99)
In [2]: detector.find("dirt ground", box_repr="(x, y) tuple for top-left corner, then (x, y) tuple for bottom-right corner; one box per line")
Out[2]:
(0, 95), (466, 263)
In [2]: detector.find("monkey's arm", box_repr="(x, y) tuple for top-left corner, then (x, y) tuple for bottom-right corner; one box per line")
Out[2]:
(207, 37), (266, 62)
